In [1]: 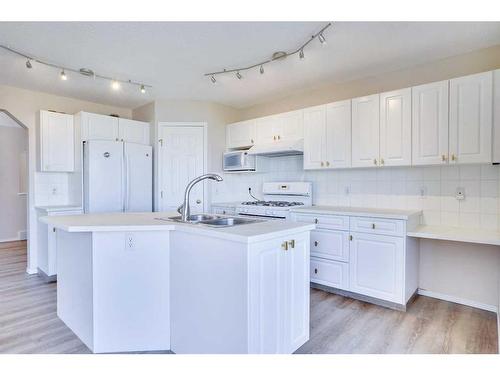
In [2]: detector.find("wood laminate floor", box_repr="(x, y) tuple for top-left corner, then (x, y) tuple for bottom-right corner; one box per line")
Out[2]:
(0, 241), (497, 354)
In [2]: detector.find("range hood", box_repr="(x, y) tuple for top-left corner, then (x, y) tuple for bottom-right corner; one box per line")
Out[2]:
(246, 139), (304, 157)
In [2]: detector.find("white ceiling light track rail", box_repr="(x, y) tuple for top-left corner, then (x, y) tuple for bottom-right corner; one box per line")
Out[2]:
(0, 44), (152, 94)
(204, 22), (332, 83)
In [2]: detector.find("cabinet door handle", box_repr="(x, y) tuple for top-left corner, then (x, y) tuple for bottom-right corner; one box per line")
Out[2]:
(441, 154), (447, 162)
(371, 223), (376, 229)
(326, 161), (330, 167)
(380, 158), (385, 165)
(314, 240), (318, 247)
(277, 135), (281, 140)
(251, 139), (254, 144)
(273, 135), (277, 141)
(373, 158), (378, 165)
(349, 235), (353, 241)
(281, 241), (289, 251)
(314, 218), (319, 224)
(288, 239), (295, 249)
(115, 138), (119, 141)
(314, 268), (318, 274)
(320, 161), (324, 167)
(52, 227), (56, 233)
(451, 154), (457, 162)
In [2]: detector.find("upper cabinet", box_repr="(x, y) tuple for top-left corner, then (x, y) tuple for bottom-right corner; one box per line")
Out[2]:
(412, 80), (449, 165)
(226, 119), (256, 149)
(379, 88), (412, 166)
(79, 112), (150, 145)
(38, 110), (74, 172)
(494, 69), (500, 164)
(304, 101), (351, 170)
(351, 94), (380, 168)
(449, 71), (493, 164)
(255, 110), (303, 144)
(118, 118), (150, 144)
(81, 112), (119, 141)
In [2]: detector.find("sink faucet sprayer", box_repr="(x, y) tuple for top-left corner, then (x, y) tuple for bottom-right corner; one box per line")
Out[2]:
(177, 174), (223, 222)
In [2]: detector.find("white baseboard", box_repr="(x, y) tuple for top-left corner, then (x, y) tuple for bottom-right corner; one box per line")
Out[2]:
(0, 237), (21, 243)
(26, 267), (38, 275)
(418, 288), (498, 313)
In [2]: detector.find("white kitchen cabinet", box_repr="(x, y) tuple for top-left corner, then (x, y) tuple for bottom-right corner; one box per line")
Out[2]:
(80, 112), (119, 141)
(255, 110), (303, 145)
(349, 232), (405, 303)
(412, 80), (449, 165)
(351, 94), (380, 168)
(248, 233), (309, 353)
(303, 101), (350, 170)
(493, 69), (500, 164)
(118, 118), (150, 144)
(38, 110), (74, 172)
(310, 257), (349, 290)
(310, 229), (349, 262)
(379, 88), (412, 166)
(226, 119), (256, 149)
(303, 105), (327, 169)
(449, 71), (493, 164)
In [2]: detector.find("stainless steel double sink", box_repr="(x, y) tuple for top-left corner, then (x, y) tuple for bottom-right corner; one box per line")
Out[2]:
(155, 214), (262, 227)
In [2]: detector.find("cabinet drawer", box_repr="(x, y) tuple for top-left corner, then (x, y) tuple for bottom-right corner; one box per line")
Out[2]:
(310, 257), (349, 291)
(349, 216), (405, 237)
(294, 213), (349, 231)
(310, 229), (349, 262)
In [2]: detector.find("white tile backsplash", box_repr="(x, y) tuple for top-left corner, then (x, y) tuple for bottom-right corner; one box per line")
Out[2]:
(213, 156), (500, 230)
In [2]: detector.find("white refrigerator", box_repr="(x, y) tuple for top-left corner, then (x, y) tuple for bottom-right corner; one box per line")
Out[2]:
(83, 140), (153, 213)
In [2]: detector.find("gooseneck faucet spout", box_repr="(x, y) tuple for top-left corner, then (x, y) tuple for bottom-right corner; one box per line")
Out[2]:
(177, 173), (223, 222)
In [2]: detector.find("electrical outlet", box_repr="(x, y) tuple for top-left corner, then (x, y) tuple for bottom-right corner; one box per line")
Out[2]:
(455, 187), (465, 200)
(125, 233), (135, 250)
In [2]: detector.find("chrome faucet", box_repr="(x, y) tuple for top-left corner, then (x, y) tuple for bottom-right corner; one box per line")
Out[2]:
(177, 173), (223, 221)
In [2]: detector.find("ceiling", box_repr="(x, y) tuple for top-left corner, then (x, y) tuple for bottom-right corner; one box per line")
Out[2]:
(0, 22), (499, 110)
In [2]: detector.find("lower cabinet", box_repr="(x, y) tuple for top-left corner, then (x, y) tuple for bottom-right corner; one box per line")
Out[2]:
(292, 211), (419, 308)
(248, 232), (310, 354)
(349, 232), (404, 303)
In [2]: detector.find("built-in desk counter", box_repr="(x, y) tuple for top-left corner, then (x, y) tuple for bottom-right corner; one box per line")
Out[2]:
(407, 225), (500, 247)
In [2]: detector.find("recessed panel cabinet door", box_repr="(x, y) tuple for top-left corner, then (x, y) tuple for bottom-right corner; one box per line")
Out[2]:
(326, 100), (351, 169)
(379, 88), (412, 166)
(449, 71), (493, 164)
(279, 110), (304, 141)
(40, 111), (74, 172)
(81, 112), (119, 141)
(303, 105), (327, 169)
(255, 115), (281, 144)
(352, 94), (380, 168)
(118, 119), (150, 145)
(349, 232), (404, 304)
(494, 70), (500, 164)
(226, 120), (256, 149)
(412, 80), (449, 165)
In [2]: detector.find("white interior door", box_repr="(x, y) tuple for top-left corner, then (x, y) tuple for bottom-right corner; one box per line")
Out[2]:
(158, 124), (206, 213)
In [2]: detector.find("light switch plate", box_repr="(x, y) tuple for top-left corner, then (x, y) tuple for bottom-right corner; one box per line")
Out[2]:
(455, 187), (465, 200)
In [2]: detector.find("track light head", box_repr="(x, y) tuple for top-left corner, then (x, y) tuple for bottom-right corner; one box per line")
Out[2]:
(318, 33), (326, 45)
(60, 70), (67, 80)
(140, 85), (146, 93)
(111, 80), (120, 90)
(25, 59), (32, 69)
(259, 65), (264, 75)
(299, 49), (305, 59)
(236, 71), (242, 80)
(210, 75), (216, 84)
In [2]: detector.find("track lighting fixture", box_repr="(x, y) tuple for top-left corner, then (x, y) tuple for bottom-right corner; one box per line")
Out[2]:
(318, 33), (326, 44)
(205, 22), (331, 83)
(0, 44), (151, 94)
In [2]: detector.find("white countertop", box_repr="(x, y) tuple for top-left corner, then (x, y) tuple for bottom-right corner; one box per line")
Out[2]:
(35, 205), (83, 213)
(290, 205), (422, 220)
(407, 225), (500, 246)
(41, 212), (315, 244)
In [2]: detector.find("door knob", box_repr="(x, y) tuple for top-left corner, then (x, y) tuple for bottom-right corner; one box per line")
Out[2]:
(314, 268), (318, 274)
(314, 241), (319, 247)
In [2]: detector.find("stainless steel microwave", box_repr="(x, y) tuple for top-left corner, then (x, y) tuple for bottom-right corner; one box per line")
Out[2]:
(223, 150), (256, 172)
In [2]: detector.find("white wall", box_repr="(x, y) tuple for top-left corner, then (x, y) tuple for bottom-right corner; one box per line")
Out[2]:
(0, 83), (132, 273)
(0, 120), (28, 242)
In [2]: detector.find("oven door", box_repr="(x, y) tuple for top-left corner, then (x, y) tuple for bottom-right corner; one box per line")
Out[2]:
(223, 151), (256, 171)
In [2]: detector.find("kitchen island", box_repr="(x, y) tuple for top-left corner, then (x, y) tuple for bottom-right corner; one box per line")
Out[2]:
(41, 212), (314, 354)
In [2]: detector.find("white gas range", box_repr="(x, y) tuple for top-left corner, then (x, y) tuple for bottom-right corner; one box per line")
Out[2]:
(235, 182), (312, 220)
